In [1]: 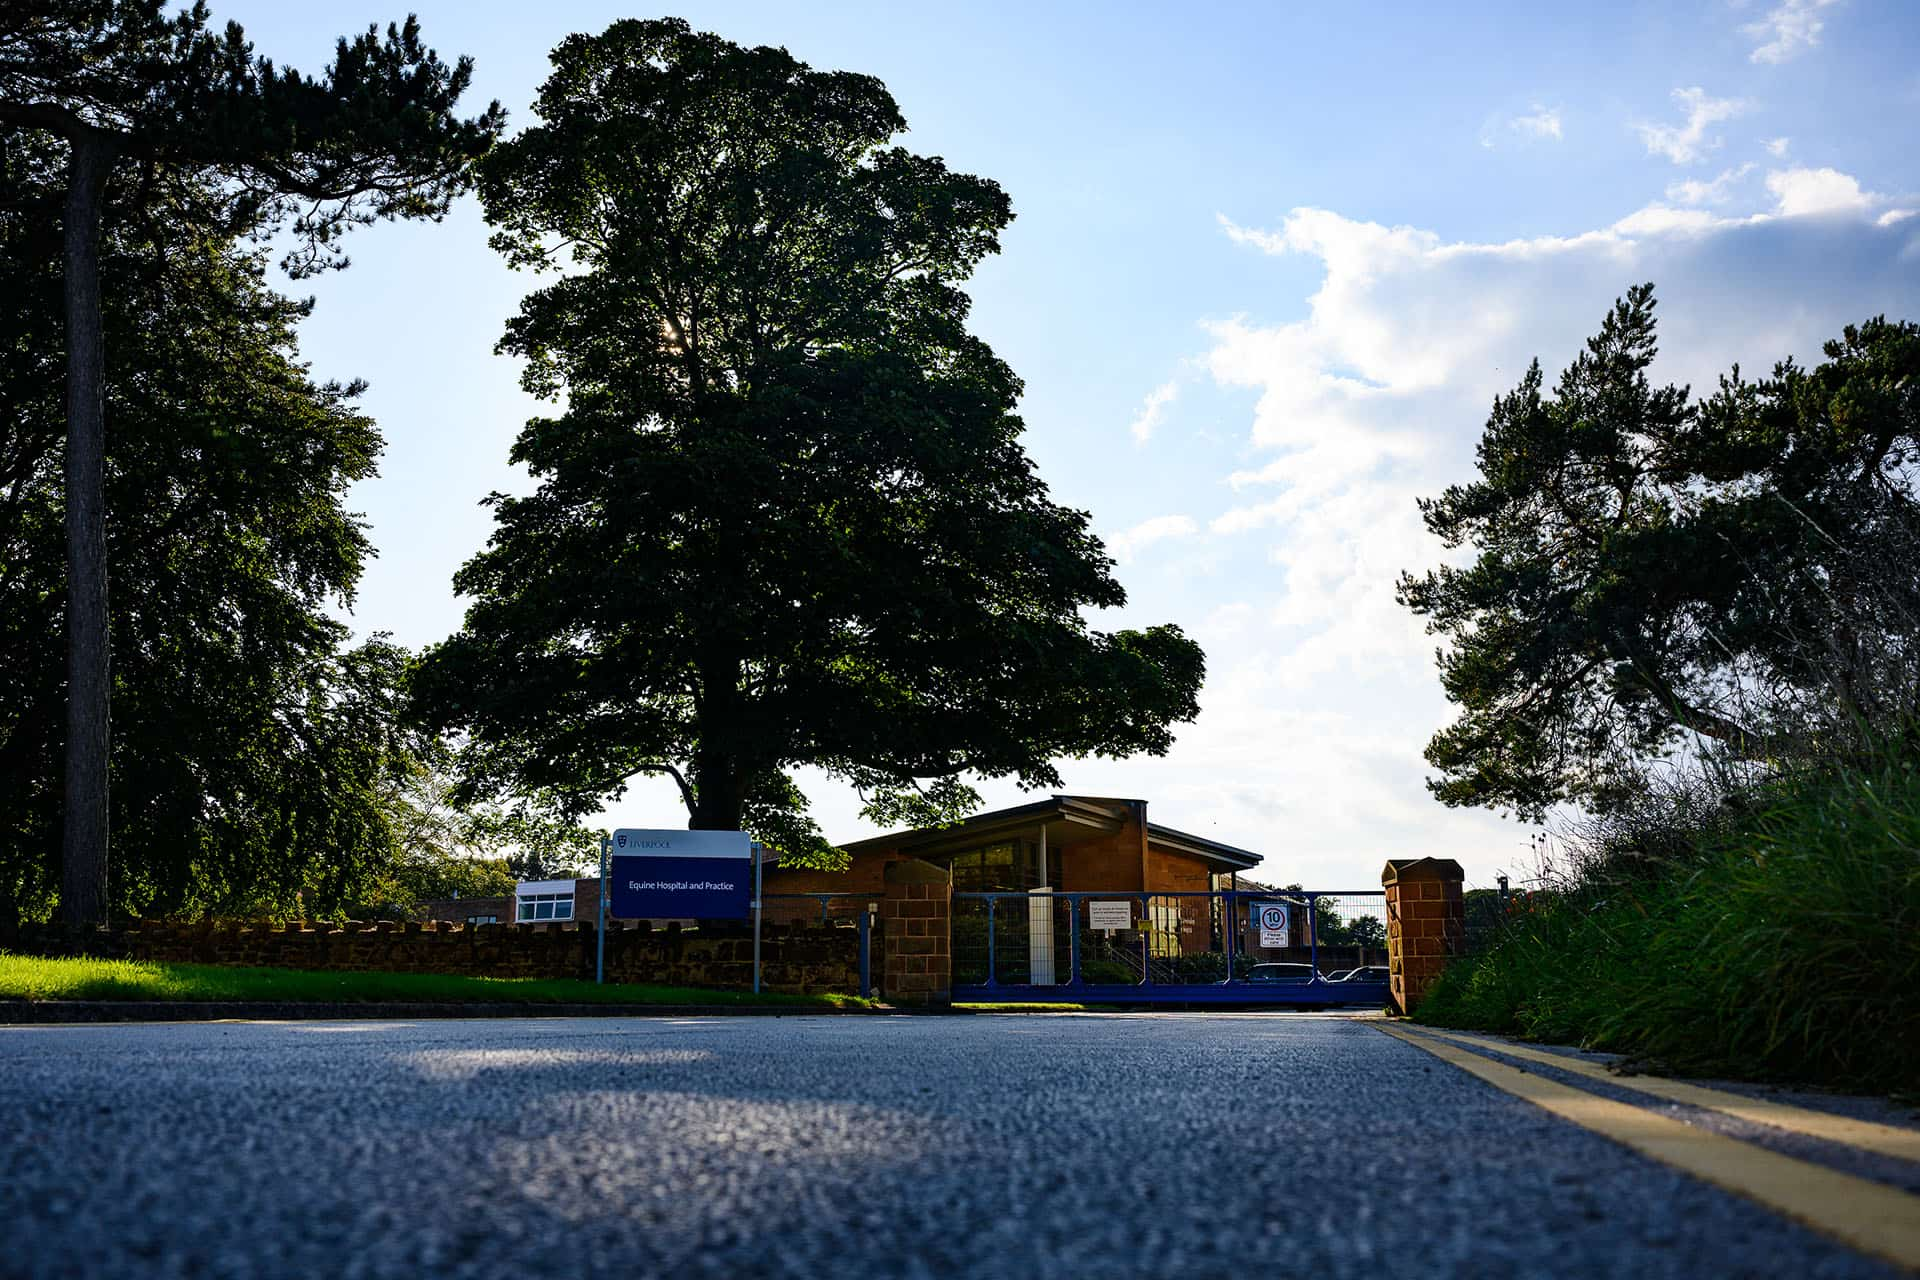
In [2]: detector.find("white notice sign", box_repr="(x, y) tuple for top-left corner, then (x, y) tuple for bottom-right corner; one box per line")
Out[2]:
(1086, 900), (1132, 931)
(1256, 903), (1290, 949)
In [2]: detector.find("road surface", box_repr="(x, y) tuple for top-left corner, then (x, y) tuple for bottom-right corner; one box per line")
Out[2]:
(3, 1012), (1914, 1278)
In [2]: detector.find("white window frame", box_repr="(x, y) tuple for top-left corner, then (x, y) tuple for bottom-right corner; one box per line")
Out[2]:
(515, 880), (576, 923)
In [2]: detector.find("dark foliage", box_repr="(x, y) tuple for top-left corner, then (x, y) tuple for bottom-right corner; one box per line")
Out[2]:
(1, 0), (503, 923)
(418, 20), (1204, 860)
(0, 133), (405, 924)
(1400, 285), (1920, 818)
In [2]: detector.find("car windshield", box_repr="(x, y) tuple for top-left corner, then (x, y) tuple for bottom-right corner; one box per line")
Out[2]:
(1250, 965), (1308, 981)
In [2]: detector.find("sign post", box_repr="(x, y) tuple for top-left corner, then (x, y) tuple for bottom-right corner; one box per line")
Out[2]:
(751, 841), (764, 995)
(595, 832), (611, 985)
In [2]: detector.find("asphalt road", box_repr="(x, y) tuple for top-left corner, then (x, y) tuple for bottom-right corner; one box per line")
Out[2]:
(2, 1013), (1912, 1279)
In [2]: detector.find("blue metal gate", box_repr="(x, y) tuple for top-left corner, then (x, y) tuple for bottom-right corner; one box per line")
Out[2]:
(951, 890), (1391, 1007)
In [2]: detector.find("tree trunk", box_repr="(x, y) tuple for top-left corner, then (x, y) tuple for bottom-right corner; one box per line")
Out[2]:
(688, 652), (748, 831)
(60, 136), (113, 930)
(688, 747), (746, 831)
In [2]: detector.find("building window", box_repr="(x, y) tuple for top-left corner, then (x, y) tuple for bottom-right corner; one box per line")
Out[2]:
(951, 841), (1044, 892)
(1148, 900), (1182, 957)
(516, 893), (574, 922)
(465, 914), (498, 926)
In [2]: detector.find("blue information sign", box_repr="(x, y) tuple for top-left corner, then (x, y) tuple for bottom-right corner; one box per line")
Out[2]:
(608, 829), (753, 920)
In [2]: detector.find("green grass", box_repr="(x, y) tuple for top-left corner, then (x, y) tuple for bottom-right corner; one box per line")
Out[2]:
(1416, 752), (1920, 1094)
(953, 1001), (1091, 1012)
(0, 954), (874, 1010)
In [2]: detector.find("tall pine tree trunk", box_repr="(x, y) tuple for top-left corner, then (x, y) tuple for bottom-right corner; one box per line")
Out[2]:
(60, 135), (112, 929)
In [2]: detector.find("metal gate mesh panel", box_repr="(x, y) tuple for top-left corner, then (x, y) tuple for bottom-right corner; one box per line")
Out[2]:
(952, 890), (1391, 1004)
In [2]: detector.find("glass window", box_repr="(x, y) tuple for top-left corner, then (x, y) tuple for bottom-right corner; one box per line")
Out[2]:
(951, 841), (1039, 892)
(517, 891), (574, 922)
(1148, 900), (1182, 957)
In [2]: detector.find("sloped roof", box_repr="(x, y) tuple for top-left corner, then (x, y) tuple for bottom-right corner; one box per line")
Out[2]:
(838, 795), (1263, 874)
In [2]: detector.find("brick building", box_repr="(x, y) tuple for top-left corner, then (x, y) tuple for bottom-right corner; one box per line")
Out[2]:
(434, 796), (1264, 946)
(762, 795), (1262, 950)
(413, 894), (510, 926)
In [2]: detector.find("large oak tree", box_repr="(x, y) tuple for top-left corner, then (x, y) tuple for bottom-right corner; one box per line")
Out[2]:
(417, 19), (1204, 857)
(0, 1), (502, 924)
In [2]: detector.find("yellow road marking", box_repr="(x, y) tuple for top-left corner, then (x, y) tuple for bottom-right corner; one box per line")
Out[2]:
(1377, 1024), (1920, 1272)
(1411, 1024), (1920, 1164)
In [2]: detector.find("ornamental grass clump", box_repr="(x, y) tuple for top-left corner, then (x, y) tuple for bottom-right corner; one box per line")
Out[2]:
(1419, 748), (1920, 1093)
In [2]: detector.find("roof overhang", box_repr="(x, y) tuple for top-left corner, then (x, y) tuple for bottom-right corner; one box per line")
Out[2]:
(515, 879), (576, 895)
(839, 795), (1131, 861)
(836, 797), (1265, 875)
(1146, 822), (1263, 873)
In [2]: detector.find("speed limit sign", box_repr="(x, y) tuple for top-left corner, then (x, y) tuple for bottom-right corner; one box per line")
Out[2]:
(1256, 903), (1290, 948)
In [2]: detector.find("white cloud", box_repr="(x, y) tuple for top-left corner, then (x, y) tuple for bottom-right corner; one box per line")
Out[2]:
(1176, 186), (1915, 885)
(1127, 380), (1179, 444)
(1482, 104), (1564, 149)
(1211, 494), (1295, 535)
(1666, 163), (1756, 206)
(1764, 136), (1792, 157)
(1609, 204), (1749, 236)
(1878, 209), (1917, 228)
(1766, 166), (1873, 216)
(1105, 513), (1198, 562)
(1634, 87), (1752, 165)
(1744, 0), (1842, 64)
(1509, 105), (1563, 141)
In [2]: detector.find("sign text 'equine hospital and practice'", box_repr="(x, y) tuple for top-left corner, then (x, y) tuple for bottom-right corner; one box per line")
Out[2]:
(608, 828), (752, 920)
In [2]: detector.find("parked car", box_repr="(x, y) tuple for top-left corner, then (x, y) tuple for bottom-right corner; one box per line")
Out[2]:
(1322, 967), (1355, 982)
(1338, 966), (1390, 983)
(1246, 962), (1314, 983)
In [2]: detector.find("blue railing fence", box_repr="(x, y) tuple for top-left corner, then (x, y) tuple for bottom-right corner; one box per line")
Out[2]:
(951, 889), (1391, 1005)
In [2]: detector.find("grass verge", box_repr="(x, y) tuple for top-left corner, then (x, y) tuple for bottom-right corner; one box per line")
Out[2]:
(952, 1002), (1090, 1012)
(1415, 754), (1920, 1094)
(0, 954), (873, 1010)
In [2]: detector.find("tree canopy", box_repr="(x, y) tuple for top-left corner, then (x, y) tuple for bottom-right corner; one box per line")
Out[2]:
(417, 19), (1205, 860)
(0, 132), (409, 924)
(0, 0), (502, 924)
(0, 1), (503, 275)
(1399, 284), (1920, 819)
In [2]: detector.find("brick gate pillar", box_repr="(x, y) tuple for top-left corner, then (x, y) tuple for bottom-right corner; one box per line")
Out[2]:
(1382, 857), (1465, 1015)
(881, 857), (951, 1006)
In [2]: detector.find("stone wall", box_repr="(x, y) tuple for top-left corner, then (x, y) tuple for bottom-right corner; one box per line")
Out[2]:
(7, 918), (861, 996)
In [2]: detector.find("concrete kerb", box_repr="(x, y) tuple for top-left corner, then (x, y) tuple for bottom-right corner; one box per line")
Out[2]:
(0, 1000), (895, 1024)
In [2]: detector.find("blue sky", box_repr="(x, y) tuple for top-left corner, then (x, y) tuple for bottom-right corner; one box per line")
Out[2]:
(217, 0), (1920, 888)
